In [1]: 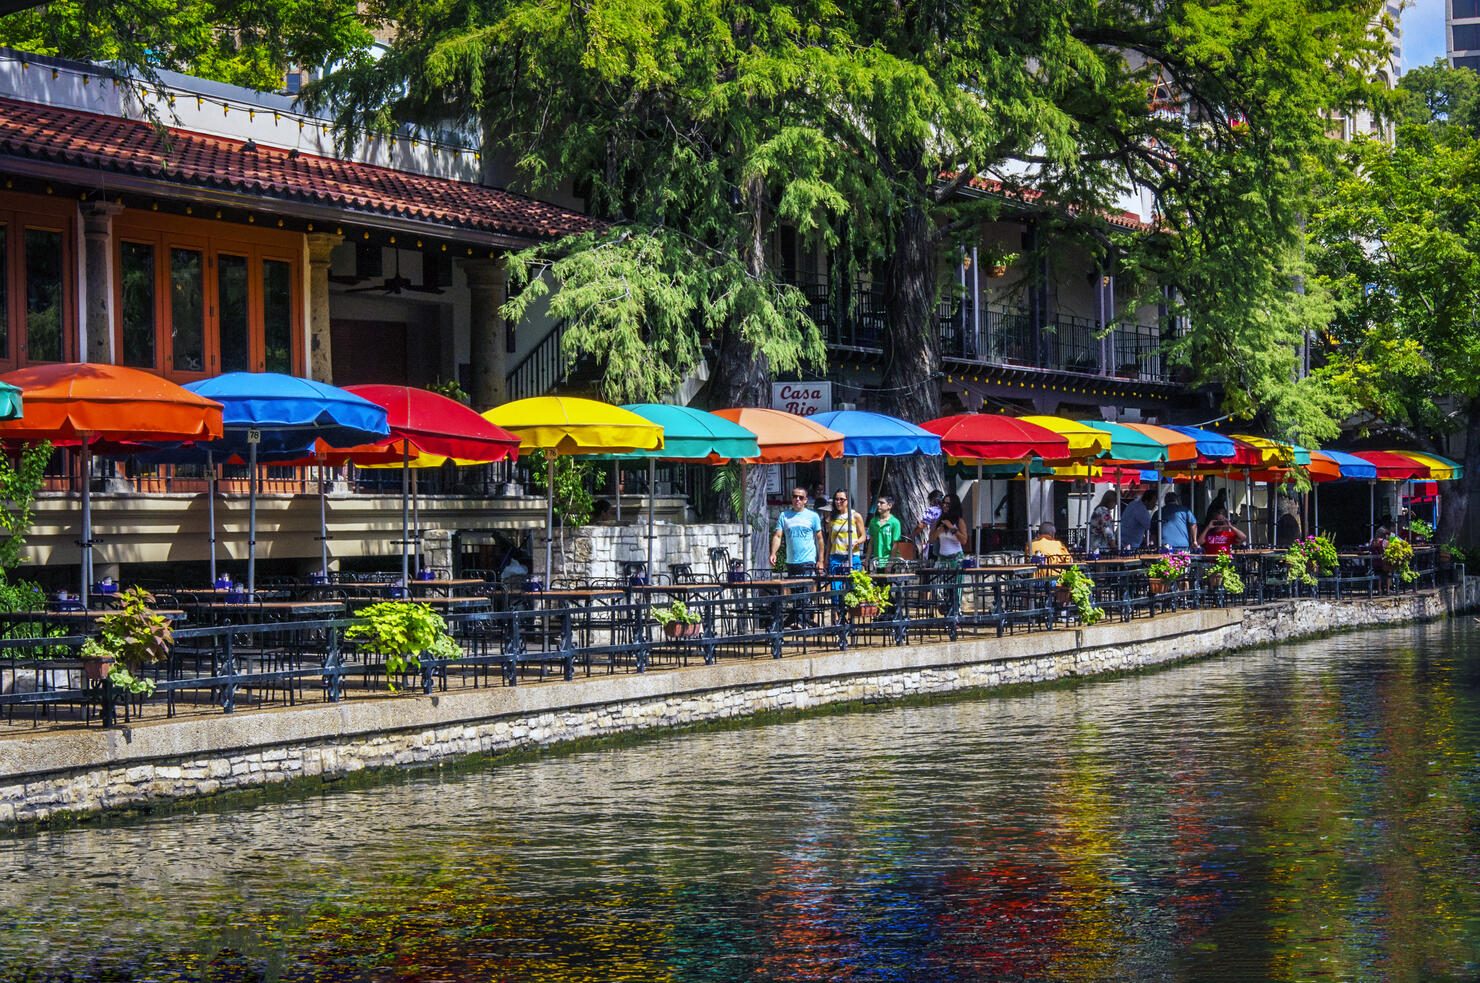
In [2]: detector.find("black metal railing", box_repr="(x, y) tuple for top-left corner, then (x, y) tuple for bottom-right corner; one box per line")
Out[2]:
(506, 320), (568, 402)
(0, 550), (1444, 729)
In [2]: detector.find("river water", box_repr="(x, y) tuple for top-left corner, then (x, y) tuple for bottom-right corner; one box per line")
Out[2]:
(2, 621), (1478, 982)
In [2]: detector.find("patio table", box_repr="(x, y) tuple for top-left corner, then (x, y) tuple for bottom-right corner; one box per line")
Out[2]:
(408, 578), (488, 597)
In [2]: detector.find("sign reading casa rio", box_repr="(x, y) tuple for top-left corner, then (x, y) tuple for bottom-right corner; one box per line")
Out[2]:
(771, 382), (832, 416)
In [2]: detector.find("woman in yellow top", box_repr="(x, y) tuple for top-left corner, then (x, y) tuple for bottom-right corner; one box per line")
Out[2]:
(826, 489), (868, 574)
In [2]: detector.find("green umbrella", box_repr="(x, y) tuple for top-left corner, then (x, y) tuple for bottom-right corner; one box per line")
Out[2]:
(0, 381), (21, 421)
(1079, 421), (1171, 463)
(601, 404), (761, 580)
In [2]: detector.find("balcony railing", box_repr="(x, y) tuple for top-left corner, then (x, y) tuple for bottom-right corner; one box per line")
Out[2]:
(783, 267), (1174, 384)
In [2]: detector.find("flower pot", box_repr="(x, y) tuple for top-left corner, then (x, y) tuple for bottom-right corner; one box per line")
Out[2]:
(986, 264), (1008, 278)
(849, 603), (880, 620)
(1053, 585), (1073, 605)
(663, 621), (700, 639)
(1147, 577), (1169, 595)
(1438, 546), (1453, 570)
(81, 655), (114, 681)
(1206, 572), (1223, 590)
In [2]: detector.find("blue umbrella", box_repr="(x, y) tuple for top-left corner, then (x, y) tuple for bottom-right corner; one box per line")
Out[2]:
(806, 410), (942, 457)
(182, 373), (390, 593)
(1317, 449), (1378, 480)
(1163, 425), (1238, 460)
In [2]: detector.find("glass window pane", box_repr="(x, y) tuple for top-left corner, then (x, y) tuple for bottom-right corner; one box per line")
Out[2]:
(23, 228), (63, 362)
(0, 225), (8, 360)
(120, 241), (155, 368)
(263, 259), (292, 374)
(217, 254), (249, 373)
(1456, 24), (1480, 50)
(170, 248), (204, 373)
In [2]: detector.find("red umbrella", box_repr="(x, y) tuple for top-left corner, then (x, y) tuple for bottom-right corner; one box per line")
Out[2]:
(343, 386), (521, 583)
(1350, 450), (1430, 481)
(0, 363), (223, 605)
(919, 414), (1070, 461)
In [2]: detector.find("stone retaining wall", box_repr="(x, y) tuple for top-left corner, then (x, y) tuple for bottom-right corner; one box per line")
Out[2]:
(0, 584), (1470, 827)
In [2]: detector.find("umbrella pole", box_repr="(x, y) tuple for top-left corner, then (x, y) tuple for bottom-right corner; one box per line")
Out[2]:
(248, 440), (258, 596)
(614, 462), (621, 525)
(401, 439), (411, 587)
(1244, 469), (1254, 544)
(646, 458), (656, 582)
(1369, 480), (1375, 542)
(977, 463), (984, 554)
(79, 441), (92, 608)
(1313, 483), (1319, 535)
(319, 463), (329, 579)
(412, 467), (421, 575)
(740, 461), (749, 572)
(207, 450), (217, 585)
(544, 450), (555, 585)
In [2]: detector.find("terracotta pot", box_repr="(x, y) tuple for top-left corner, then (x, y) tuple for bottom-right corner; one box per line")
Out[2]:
(663, 621), (700, 639)
(1148, 577), (1168, 595)
(850, 603), (880, 620)
(1053, 585), (1073, 605)
(986, 264), (1008, 278)
(81, 656), (114, 681)
(1206, 571), (1224, 590)
(1438, 546), (1453, 569)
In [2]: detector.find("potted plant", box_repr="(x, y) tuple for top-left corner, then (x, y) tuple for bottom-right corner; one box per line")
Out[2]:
(345, 600), (464, 691)
(841, 569), (892, 620)
(1144, 552), (1192, 593)
(1384, 536), (1417, 584)
(1206, 552), (1245, 594)
(1053, 565), (1104, 625)
(87, 586), (171, 695)
(651, 600), (702, 638)
(1284, 534), (1337, 587)
(1408, 517), (1434, 543)
(985, 251), (1019, 278)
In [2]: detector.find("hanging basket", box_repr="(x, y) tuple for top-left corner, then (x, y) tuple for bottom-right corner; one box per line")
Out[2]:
(1147, 577), (1169, 595)
(986, 263), (1008, 278)
(81, 655), (114, 681)
(849, 603), (880, 621)
(1053, 585), (1073, 605)
(1206, 571), (1224, 590)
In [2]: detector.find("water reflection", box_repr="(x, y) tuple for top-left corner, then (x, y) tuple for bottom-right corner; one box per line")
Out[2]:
(1, 621), (1478, 981)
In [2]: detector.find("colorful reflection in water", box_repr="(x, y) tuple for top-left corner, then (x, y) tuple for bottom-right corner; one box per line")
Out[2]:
(2, 620), (1479, 981)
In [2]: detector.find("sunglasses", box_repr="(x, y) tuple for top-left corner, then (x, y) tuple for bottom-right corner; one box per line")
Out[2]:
(791, 493), (808, 500)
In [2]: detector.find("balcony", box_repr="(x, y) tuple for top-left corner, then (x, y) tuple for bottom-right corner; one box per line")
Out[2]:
(784, 268), (1175, 386)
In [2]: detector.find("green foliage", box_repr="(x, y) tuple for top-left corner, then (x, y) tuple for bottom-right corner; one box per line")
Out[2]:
(79, 637), (158, 697)
(1408, 517), (1434, 542)
(1384, 536), (1417, 584)
(1284, 534), (1337, 587)
(0, 0), (371, 92)
(840, 569), (891, 611)
(1054, 565), (1104, 626)
(0, 443), (52, 572)
(94, 587), (173, 671)
(1209, 552), (1245, 595)
(649, 600), (700, 626)
(429, 378), (470, 406)
(0, 571), (45, 613)
(1145, 552), (1192, 582)
(345, 601), (462, 689)
(527, 453), (595, 528)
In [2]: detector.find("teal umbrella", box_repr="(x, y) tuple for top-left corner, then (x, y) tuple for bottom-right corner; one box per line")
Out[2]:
(602, 404), (761, 580)
(0, 381), (20, 420)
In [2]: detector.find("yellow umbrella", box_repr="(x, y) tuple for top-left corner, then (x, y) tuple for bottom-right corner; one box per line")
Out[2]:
(1018, 416), (1112, 460)
(1388, 450), (1462, 481)
(484, 397), (664, 583)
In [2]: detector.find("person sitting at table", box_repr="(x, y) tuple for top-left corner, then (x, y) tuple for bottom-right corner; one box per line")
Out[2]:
(1087, 489), (1119, 553)
(770, 487), (825, 576)
(1120, 488), (1158, 551)
(1160, 492), (1199, 551)
(1027, 522), (1073, 575)
(590, 499), (615, 525)
(866, 495), (903, 569)
(1198, 507), (1248, 554)
(914, 488), (945, 562)
(826, 489), (867, 574)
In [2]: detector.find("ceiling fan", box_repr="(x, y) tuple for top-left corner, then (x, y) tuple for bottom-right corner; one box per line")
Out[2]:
(345, 248), (444, 295)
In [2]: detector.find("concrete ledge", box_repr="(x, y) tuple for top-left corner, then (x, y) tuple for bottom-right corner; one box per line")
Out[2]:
(0, 585), (1466, 826)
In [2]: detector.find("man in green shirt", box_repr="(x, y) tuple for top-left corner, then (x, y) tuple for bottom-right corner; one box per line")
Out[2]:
(867, 495), (903, 566)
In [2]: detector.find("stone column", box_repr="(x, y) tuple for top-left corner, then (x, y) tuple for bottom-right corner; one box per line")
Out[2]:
(82, 202), (124, 364)
(462, 256), (508, 409)
(306, 233), (343, 383)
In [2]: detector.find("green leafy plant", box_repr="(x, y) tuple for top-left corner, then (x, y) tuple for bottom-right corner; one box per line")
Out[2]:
(1285, 534), (1337, 586)
(1384, 536), (1417, 584)
(0, 442), (52, 572)
(345, 601), (463, 690)
(1145, 552), (1192, 581)
(1054, 565), (1104, 625)
(527, 452), (594, 528)
(841, 569), (892, 611)
(650, 600), (701, 626)
(1407, 517), (1434, 541)
(430, 378), (470, 405)
(94, 587), (173, 672)
(1208, 552), (1245, 594)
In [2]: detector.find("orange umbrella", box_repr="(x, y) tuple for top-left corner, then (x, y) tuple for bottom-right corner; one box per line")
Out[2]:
(1113, 423), (1199, 464)
(712, 407), (844, 463)
(712, 407), (844, 569)
(0, 363), (224, 605)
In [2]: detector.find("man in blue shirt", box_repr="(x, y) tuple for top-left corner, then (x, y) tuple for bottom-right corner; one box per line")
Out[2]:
(770, 487), (824, 574)
(1159, 491), (1198, 551)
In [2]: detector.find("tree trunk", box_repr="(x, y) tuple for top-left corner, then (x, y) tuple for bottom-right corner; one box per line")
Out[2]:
(877, 180), (944, 538)
(1441, 395), (1480, 548)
